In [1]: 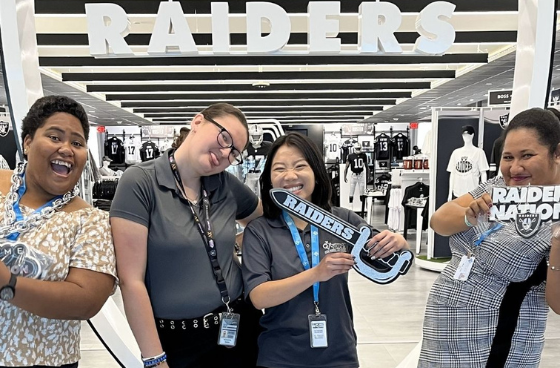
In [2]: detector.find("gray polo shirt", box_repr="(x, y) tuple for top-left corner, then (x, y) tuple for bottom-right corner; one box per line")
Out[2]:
(242, 207), (373, 368)
(110, 151), (258, 319)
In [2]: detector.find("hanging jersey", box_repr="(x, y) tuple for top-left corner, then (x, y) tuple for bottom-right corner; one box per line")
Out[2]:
(140, 141), (160, 162)
(375, 135), (391, 160)
(104, 137), (125, 164)
(124, 138), (141, 164)
(324, 136), (341, 162)
(340, 139), (358, 162)
(392, 134), (410, 160)
(347, 152), (368, 174)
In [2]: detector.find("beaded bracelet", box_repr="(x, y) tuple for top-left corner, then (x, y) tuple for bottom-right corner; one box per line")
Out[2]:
(464, 215), (475, 228)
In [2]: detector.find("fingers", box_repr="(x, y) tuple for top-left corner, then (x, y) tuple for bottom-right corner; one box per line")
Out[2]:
(367, 231), (408, 259)
(466, 195), (493, 225)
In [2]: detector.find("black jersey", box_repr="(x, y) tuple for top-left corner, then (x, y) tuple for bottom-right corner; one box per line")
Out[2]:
(375, 134), (391, 160)
(340, 138), (358, 162)
(347, 152), (368, 174)
(104, 137), (125, 164)
(140, 141), (160, 162)
(374, 173), (392, 192)
(392, 133), (410, 160)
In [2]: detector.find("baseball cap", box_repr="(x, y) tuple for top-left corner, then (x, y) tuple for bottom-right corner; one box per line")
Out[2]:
(462, 125), (475, 135)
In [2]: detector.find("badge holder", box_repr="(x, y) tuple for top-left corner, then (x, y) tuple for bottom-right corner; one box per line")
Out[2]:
(308, 303), (328, 348)
(217, 299), (240, 348)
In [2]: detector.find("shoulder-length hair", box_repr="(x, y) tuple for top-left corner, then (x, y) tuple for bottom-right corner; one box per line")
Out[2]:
(260, 132), (332, 219)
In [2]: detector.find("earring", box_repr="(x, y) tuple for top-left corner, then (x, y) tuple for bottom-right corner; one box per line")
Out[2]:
(24, 148), (28, 154)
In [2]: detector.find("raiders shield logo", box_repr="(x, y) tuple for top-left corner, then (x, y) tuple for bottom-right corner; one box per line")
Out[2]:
(499, 114), (509, 129)
(0, 120), (9, 137)
(515, 211), (541, 238)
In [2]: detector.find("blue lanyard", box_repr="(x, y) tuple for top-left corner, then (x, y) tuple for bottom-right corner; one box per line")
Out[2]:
(474, 223), (504, 247)
(6, 174), (62, 241)
(282, 211), (320, 305)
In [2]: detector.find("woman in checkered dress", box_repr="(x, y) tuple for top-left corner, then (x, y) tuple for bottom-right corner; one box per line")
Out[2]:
(419, 108), (560, 367)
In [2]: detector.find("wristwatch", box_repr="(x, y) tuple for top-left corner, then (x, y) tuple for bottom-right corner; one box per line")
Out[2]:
(0, 273), (17, 301)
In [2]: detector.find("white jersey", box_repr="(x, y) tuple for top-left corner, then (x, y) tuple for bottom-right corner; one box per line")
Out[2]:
(447, 146), (489, 197)
(124, 137), (141, 164)
(324, 136), (341, 161)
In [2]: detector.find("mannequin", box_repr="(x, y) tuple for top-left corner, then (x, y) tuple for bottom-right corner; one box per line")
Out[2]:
(344, 143), (369, 214)
(447, 126), (489, 201)
(99, 157), (116, 177)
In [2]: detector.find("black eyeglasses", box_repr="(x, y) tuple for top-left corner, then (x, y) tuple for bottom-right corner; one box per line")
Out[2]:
(203, 115), (244, 166)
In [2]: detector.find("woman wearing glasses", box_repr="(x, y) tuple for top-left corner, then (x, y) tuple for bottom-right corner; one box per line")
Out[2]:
(110, 103), (263, 368)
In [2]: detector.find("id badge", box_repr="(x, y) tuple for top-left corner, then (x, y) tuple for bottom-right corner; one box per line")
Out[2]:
(217, 312), (240, 348)
(308, 314), (328, 348)
(453, 255), (475, 281)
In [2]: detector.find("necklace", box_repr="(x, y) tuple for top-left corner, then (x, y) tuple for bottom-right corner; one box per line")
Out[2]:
(1, 162), (79, 238)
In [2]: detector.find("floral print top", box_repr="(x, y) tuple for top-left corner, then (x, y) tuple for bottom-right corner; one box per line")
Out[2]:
(0, 193), (116, 367)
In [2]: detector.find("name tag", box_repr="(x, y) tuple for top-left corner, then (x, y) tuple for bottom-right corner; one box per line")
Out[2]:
(217, 312), (240, 348)
(308, 314), (328, 348)
(453, 255), (475, 281)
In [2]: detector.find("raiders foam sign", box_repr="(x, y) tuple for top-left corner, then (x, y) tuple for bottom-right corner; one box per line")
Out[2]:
(270, 188), (413, 284)
(489, 185), (560, 238)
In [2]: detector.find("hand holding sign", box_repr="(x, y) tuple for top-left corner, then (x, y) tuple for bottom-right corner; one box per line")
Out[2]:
(465, 193), (493, 227)
(313, 253), (355, 282)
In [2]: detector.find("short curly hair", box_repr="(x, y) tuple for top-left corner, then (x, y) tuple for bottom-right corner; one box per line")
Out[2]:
(21, 95), (89, 155)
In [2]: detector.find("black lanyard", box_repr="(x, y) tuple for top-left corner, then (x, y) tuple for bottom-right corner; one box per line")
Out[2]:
(169, 152), (231, 305)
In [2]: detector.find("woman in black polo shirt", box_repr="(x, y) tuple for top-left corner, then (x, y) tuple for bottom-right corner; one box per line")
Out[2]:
(110, 103), (263, 368)
(242, 132), (409, 368)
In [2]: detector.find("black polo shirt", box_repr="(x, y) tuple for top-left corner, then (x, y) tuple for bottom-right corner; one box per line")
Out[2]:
(242, 207), (372, 368)
(110, 150), (258, 319)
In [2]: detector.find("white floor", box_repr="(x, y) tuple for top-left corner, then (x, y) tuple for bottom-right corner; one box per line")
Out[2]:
(79, 204), (560, 367)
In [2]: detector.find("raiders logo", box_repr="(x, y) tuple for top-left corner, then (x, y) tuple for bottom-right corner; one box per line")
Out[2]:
(0, 120), (9, 137)
(499, 114), (509, 129)
(515, 211), (541, 238)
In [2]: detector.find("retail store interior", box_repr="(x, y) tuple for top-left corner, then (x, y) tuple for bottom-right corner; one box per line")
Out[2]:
(1, 1), (560, 367)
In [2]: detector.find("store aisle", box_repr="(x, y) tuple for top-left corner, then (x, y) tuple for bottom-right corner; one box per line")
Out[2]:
(78, 204), (560, 367)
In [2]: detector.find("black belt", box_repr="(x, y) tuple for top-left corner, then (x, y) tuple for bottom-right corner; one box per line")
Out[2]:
(157, 313), (221, 330)
(156, 297), (244, 331)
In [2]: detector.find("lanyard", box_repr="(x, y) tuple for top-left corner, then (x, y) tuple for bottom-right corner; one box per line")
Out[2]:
(474, 223), (504, 247)
(282, 210), (321, 312)
(168, 152), (231, 306)
(6, 174), (62, 241)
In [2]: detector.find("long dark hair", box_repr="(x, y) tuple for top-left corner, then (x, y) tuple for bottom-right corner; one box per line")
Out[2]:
(260, 132), (332, 219)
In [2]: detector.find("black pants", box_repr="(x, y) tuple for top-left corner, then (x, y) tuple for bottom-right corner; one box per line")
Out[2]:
(157, 298), (263, 368)
(0, 364), (78, 368)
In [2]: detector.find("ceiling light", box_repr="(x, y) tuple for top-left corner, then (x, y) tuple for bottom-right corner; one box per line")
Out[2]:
(252, 81), (270, 89)
(457, 103), (462, 106)
(393, 118), (398, 121)
(469, 99), (474, 102)
(486, 83), (492, 86)
(420, 107), (427, 110)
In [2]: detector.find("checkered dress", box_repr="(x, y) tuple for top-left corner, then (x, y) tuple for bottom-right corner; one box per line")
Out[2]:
(419, 177), (551, 367)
